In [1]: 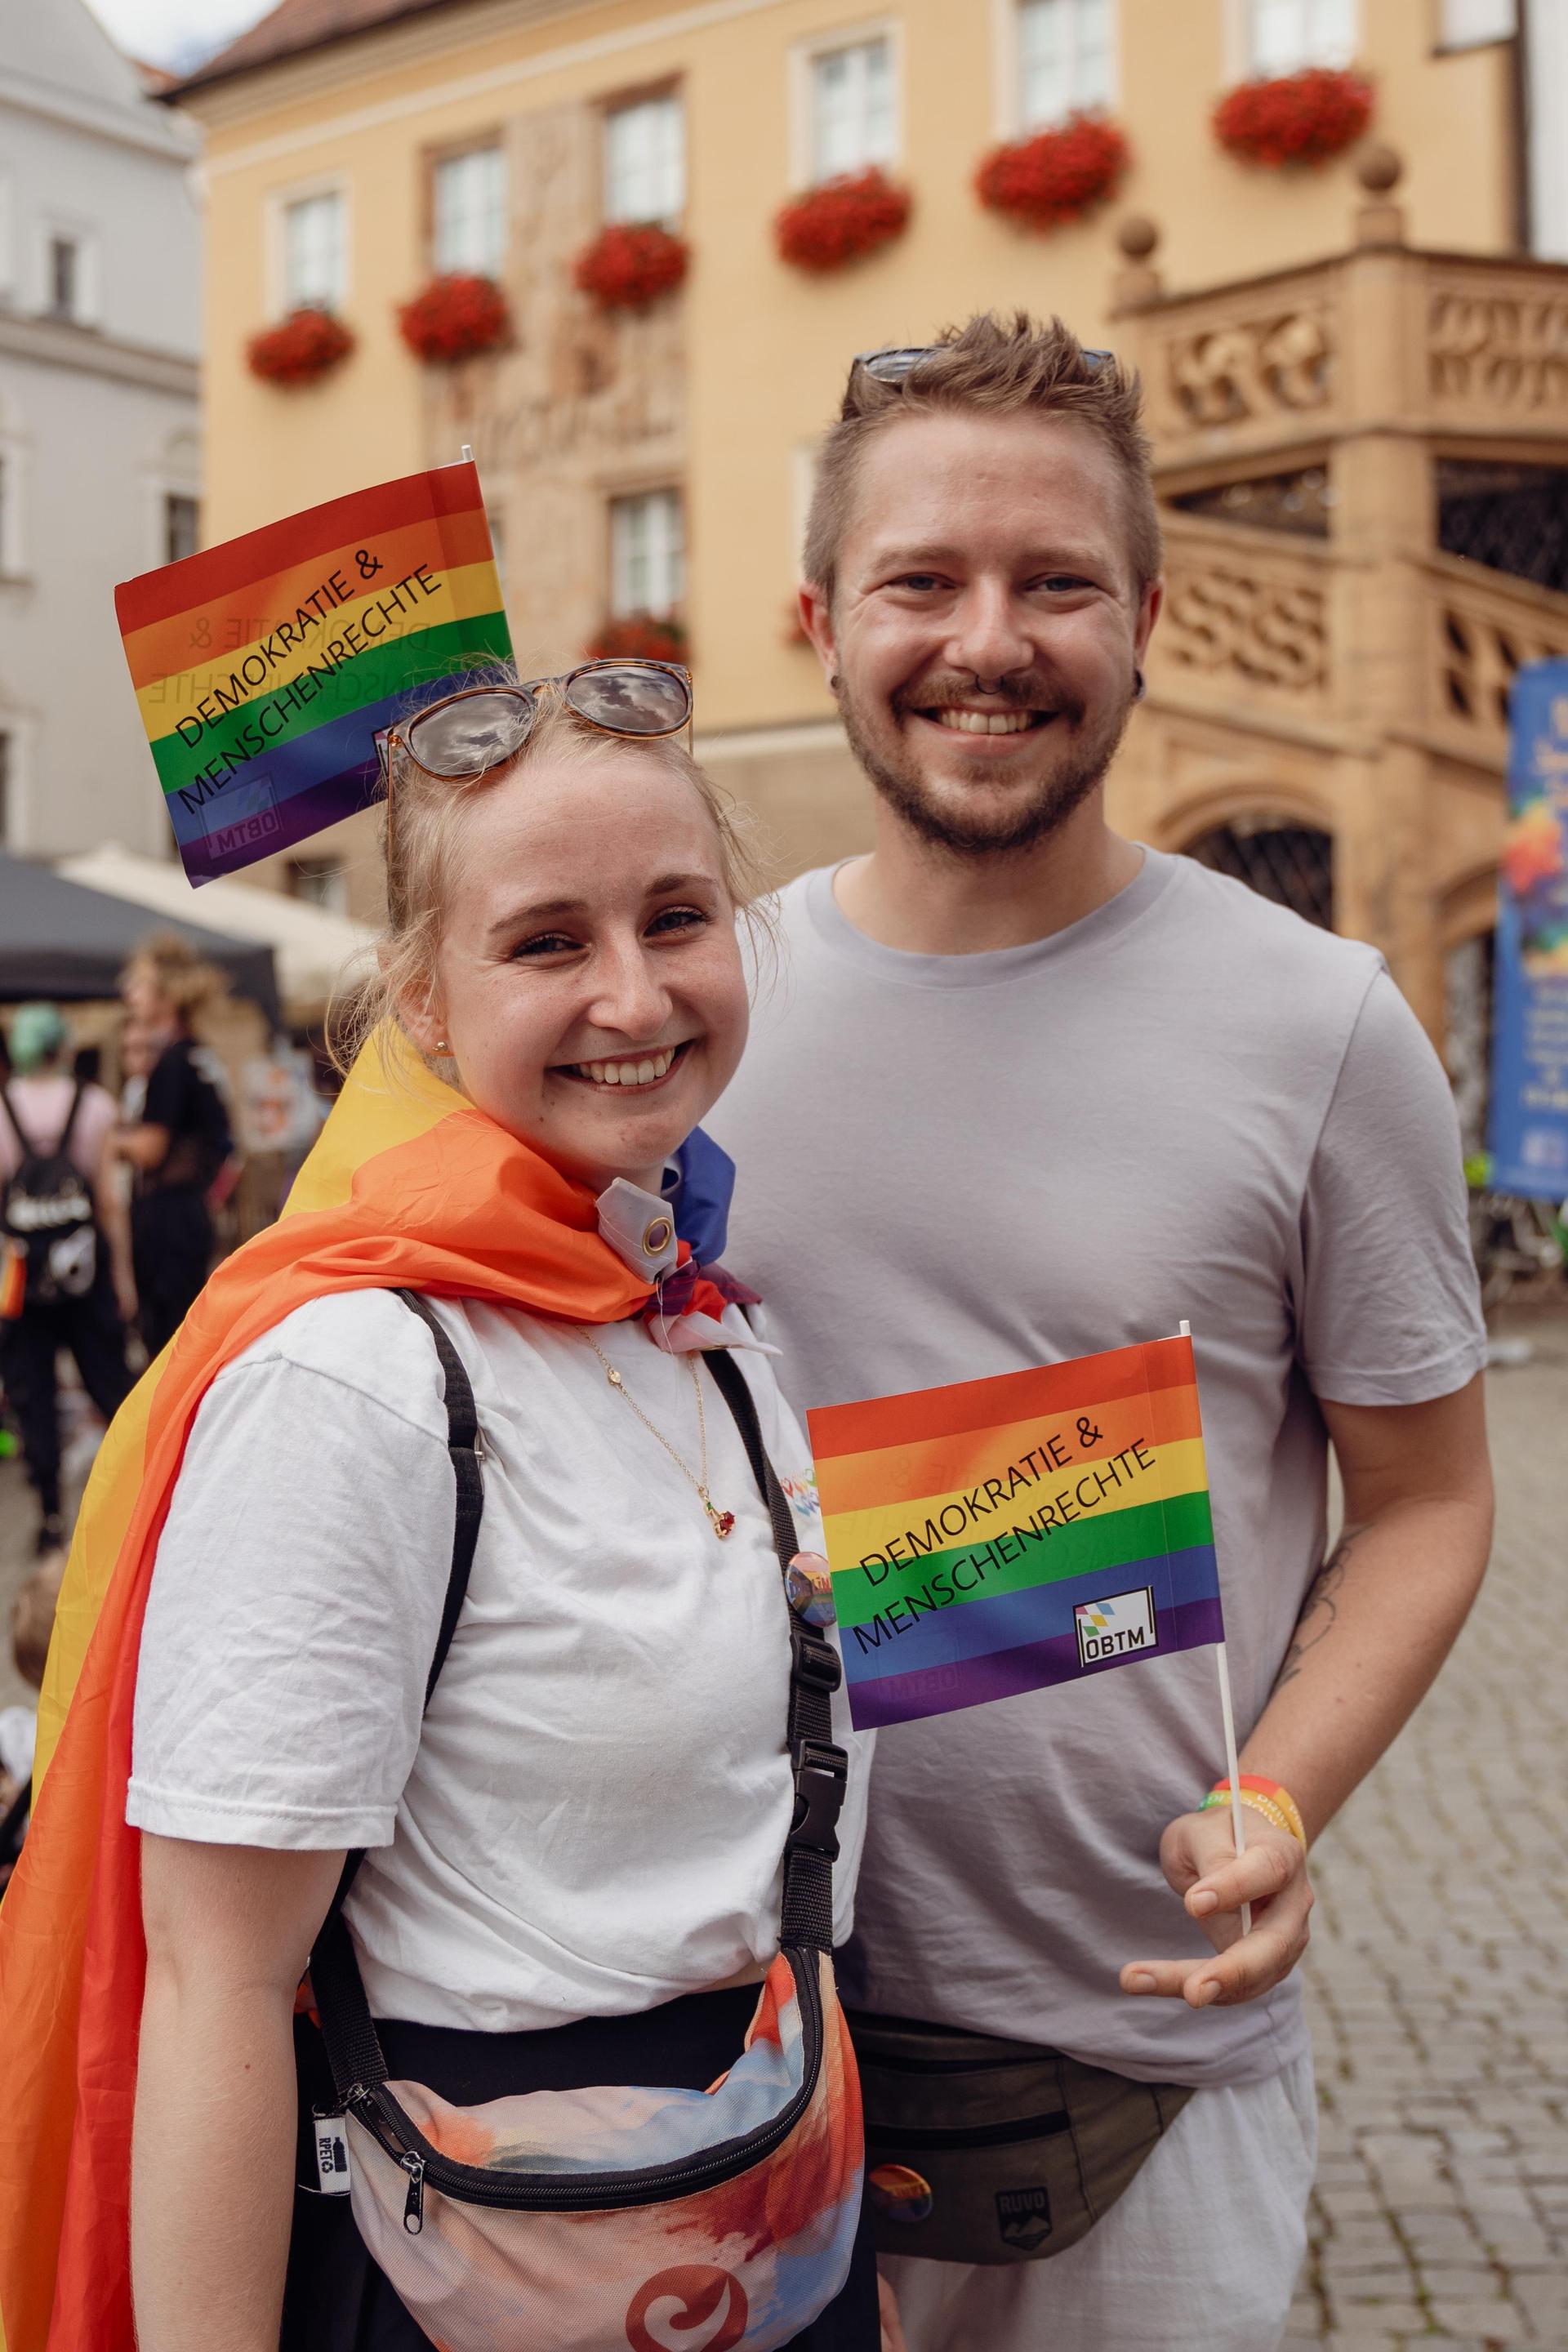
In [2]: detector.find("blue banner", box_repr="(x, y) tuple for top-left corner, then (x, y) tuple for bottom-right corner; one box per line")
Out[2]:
(1488, 661), (1568, 1198)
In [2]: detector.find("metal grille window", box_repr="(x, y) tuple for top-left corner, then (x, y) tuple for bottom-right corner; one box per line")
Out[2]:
(1437, 461), (1568, 598)
(1018, 0), (1113, 127)
(604, 96), (685, 225)
(611, 489), (684, 617)
(164, 494), (199, 565)
(283, 191), (345, 312)
(1445, 931), (1494, 1161)
(1246, 0), (1356, 74)
(434, 149), (506, 275)
(810, 38), (895, 181)
(1183, 817), (1334, 930)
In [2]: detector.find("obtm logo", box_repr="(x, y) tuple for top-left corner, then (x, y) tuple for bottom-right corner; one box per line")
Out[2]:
(625, 2265), (749, 2352)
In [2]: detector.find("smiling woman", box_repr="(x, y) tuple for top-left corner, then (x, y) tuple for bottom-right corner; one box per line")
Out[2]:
(74, 669), (884, 2350)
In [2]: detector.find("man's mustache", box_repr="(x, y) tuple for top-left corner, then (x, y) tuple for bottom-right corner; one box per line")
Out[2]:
(889, 672), (1088, 724)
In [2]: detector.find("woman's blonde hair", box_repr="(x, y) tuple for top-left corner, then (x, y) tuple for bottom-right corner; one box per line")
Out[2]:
(330, 679), (769, 1077)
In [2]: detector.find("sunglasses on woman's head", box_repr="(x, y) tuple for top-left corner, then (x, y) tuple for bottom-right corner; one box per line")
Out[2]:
(375, 659), (694, 789)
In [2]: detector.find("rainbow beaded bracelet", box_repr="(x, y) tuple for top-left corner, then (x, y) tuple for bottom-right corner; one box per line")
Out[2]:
(1200, 1775), (1307, 1848)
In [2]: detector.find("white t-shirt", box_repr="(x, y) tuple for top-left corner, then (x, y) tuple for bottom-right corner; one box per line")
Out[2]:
(708, 852), (1486, 2089)
(127, 1287), (871, 2032)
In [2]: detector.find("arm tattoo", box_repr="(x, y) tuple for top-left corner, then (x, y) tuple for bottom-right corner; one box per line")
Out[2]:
(1274, 1524), (1366, 1690)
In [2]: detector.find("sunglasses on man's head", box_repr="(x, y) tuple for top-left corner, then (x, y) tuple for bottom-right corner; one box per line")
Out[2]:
(847, 343), (1114, 412)
(375, 658), (693, 789)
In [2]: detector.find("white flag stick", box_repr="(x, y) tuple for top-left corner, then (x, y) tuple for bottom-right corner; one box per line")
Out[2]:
(1178, 1321), (1253, 1939)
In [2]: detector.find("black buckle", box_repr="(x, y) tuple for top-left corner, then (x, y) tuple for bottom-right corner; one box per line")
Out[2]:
(788, 1740), (849, 1860)
(790, 1620), (842, 1695)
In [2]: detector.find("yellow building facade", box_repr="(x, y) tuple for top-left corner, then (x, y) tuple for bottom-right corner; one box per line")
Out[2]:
(173, 0), (1566, 1094)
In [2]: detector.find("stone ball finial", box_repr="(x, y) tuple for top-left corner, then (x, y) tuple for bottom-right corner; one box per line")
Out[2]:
(1116, 215), (1160, 260)
(1356, 145), (1403, 194)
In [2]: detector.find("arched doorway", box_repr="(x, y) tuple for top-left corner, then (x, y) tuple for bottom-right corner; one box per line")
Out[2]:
(1180, 816), (1334, 931)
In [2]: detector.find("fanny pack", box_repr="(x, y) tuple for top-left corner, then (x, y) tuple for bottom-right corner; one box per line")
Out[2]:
(305, 1294), (864, 2352)
(848, 2012), (1193, 2266)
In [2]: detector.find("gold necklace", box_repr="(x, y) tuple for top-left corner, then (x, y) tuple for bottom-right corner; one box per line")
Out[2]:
(586, 1338), (736, 1539)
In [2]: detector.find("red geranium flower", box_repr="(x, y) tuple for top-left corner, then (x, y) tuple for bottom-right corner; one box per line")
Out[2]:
(774, 168), (911, 274)
(584, 612), (689, 664)
(247, 307), (354, 386)
(1213, 67), (1374, 167)
(398, 274), (510, 363)
(975, 115), (1129, 230)
(574, 224), (690, 312)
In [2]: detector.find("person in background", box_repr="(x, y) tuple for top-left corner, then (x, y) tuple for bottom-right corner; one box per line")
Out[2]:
(1, 1004), (136, 1552)
(112, 937), (235, 1359)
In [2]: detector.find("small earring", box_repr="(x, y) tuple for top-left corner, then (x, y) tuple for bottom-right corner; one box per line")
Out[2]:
(434, 1040), (451, 1054)
(1133, 667), (1147, 703)
(829, 673), (841, 692)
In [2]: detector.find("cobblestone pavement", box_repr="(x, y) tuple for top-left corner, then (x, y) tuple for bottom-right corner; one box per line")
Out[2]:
(3, 1320), (1566, 2345)
(1283, 1311), (1568, 2352)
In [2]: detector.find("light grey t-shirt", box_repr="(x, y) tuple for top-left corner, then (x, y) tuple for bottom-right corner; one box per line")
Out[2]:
(708, 849), (1486, 2088)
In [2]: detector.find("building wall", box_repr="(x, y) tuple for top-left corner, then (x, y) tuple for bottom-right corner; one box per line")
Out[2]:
(183, 0), (1521, 911)
(0, 0), (201, 862)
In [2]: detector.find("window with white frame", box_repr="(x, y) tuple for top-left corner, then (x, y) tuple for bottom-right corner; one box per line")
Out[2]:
(282, 190), (345, 312)
(809, 37), (896, 181)
(47, 234), (82, 320)
(611, 488), (684, 617)
(1245, 0), (1356, 74)
(604, 93), (685, 225)
(1438, 0), (1515, 46)
(164, 493), (199, 565)
(1018, 0), (1115, 127)
(287, 856), (348, 914)
(433, 147), (506, 275)
(0, 443), (22, 577)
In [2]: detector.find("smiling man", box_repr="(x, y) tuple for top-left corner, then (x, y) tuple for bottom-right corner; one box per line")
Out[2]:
(707, 316), (1492, 2352)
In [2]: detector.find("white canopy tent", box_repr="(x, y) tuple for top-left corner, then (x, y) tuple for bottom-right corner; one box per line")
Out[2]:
(58, 844), (373, 1021)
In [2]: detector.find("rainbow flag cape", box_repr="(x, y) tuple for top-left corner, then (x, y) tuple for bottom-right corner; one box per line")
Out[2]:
(0, 1036), (674, 2352)
(115, 461), (510, 884)
(808, 1335), (1223, 1731)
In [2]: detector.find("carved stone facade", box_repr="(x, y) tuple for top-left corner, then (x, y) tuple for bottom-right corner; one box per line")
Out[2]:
(1110, 210), (1568, 1056)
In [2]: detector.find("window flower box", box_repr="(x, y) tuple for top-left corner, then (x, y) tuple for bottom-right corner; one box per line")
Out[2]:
(573, 223), (690, 312)
(773, 167), (911, 274)
(398, 273), (510, 363)
(584, 612), (689, 664)
(975, 115), (1129, 232)
(247, 307), (354, 386)
(1213, 67), (1374, 167)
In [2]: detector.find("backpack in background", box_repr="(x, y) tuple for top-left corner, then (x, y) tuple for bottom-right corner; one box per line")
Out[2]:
(1, 1085), (98, 1312)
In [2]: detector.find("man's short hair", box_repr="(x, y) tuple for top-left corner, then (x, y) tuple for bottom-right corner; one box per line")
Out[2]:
(804, 310), (1163, 605)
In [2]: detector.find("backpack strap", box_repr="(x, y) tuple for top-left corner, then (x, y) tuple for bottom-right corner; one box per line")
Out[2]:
(56, 1081), (87, 1160)
(0, 1087), (33, 1160)
(309, 1290), (484, 2102)
(703, 1349), (846, 1958)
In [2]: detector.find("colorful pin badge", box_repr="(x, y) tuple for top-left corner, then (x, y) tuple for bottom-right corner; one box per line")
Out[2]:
(785, 1552), (836, 1627)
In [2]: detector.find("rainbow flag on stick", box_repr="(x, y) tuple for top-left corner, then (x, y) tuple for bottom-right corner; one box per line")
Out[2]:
(808, 1334), (1225, 1732)
(115, 460), (510, 885)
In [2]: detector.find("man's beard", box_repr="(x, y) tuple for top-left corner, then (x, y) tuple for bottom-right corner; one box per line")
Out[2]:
(838, 671), (1134, 858)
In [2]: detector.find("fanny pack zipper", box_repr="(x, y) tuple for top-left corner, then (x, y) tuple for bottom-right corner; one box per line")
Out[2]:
(347, 1950), (825, 2218)
(866, 2107), (1071, 2152)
